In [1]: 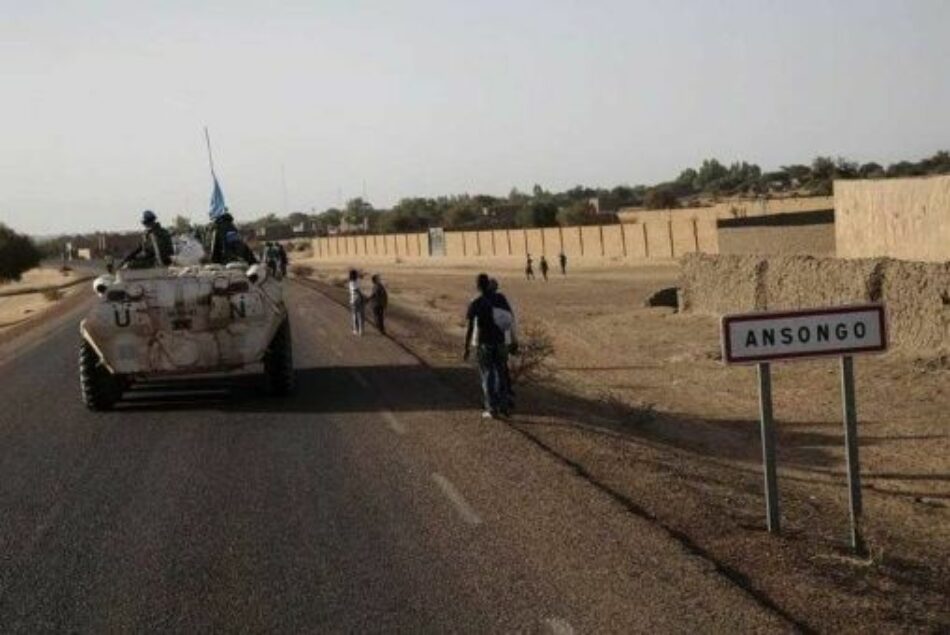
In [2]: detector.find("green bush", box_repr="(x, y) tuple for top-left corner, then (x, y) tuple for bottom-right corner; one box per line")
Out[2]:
(0, 224), (42, 283)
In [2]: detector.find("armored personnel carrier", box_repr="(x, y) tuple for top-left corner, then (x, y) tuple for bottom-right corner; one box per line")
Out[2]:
(79, 263), (293, 410)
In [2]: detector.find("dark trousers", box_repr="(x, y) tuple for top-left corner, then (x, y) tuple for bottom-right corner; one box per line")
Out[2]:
(373, 306), (386, 334)
(477, 343), (509, 413)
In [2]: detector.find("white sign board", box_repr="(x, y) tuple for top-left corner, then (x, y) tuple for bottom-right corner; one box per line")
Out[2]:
(721, 305), (887, 364)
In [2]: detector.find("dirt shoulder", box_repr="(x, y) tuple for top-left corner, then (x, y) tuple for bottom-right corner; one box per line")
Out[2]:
(0, 266), (95, 351)
(293, 258), (949, 633)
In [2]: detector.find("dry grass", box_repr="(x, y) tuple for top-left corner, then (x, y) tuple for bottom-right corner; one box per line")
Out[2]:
(41, 288), (63, 302)
(291, 264), (314, 278)
(510, 321), (555, 385)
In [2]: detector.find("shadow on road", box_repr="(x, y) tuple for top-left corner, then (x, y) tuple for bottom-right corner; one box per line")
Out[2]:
(116, 364), (477, 414)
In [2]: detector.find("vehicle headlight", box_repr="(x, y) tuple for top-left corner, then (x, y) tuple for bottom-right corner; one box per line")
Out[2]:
(92, 274), (115, 296)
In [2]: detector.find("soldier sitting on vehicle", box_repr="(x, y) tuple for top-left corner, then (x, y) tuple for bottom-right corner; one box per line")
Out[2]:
(121, 210), (174, 269)
(206, 207), (257, 265)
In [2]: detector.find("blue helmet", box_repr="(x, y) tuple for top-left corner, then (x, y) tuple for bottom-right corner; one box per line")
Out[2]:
(141, 210), (157, 225)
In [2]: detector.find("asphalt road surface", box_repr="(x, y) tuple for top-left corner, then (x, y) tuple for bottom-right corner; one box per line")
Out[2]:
(0, 283), (791, 632)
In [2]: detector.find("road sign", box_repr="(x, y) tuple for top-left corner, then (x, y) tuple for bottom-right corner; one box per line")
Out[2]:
(719, 303), (887, 554)
(721, 304), (887, 365)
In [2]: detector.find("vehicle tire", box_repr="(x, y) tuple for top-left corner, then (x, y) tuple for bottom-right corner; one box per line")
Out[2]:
(79, 339), (120, 410)
(263, 318), (295, 396)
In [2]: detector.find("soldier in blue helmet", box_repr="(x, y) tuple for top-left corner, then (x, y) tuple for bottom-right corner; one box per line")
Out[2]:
(121, 210), (174, 269)
(205, 206), (257, 265)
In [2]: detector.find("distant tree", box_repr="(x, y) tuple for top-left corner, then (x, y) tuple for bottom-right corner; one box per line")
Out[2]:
(834, 157), (859, 179)
(760, 170), (791, 190)
(443, 200), (481, 229)
(0, 224), (42, 283)
(675, 168), (699, 193)
(313, 208), (343, 233)
(780, 164), (813, 187)
(858, 162), (885, 179)
(343, 197), (374, 225)
(508, 187), (529, 203)
(287, 212), (309, 227)
(920, 150), (950, 174)
(171, 215), (194, 234)
(562, 185), (597, 202)
(643, 185), (679, 209)
(556, 200), (599, 227)
(515, 200), (558, 228)
(886, 161), (923, 178)
(250, 213), (279, 229)
(694, 159), (729, 191)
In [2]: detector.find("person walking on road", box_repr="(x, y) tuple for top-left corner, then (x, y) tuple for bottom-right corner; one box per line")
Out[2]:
(369, 274), (389, 335)
(277, 243), (288, 278)
(539, 255), (549, 281)
(525, 254), (535, 280)
(464, 273), (510, 419)
(559, 252), (567, 276)
(348, 269), (365, 336)
(488, 278), (518, 414)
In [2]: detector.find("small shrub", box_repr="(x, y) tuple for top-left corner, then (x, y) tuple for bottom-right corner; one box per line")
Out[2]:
(41, 287), (63, 302)
(510, 321), (555, 385)
(291, 264), (314, 278)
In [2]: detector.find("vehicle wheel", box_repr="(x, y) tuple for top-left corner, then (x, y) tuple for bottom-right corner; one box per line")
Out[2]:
(79, 339), (120, 410)
(263, 318), (295, 396)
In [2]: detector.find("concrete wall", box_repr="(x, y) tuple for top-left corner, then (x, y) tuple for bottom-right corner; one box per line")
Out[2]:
(718, 224), (835, 257)
(835, 175), (950, 262)
(717, 210), (836, 257)
(308, 219), (720, 265)
(671, 220), (698, 256)
(617, 196), (834, 224)
(680, 254), (950, 355)
(602, 225), (625, 258)
(561, 227), (583, 257)
(542, 227), (563, 257)
(644, 221), (673, 258)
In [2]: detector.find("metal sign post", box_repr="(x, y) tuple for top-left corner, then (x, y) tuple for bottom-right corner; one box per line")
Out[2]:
(721, 304), (887, 553)
(757, 362), (780, 533)
(840, 355), (866, 555)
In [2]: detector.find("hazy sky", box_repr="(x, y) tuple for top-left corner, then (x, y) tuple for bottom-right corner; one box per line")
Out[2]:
(2, 0), (948, 235)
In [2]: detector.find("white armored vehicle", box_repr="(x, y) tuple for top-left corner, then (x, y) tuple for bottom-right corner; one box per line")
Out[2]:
(79, 263), (293, 410)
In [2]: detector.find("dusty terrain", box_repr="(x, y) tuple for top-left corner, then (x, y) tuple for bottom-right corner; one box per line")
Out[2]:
(296, 256), (949, 632)
(0, 266), (91, 342)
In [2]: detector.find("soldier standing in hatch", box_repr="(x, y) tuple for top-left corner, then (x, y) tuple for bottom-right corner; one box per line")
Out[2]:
(206, 207), (257, 265)
(121, 210), (174, 269)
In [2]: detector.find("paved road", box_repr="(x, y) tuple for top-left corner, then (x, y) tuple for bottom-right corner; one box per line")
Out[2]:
(0, 283), (789, 632)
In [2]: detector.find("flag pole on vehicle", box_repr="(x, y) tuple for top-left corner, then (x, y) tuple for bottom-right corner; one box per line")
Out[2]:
(205, 126), (228, 219)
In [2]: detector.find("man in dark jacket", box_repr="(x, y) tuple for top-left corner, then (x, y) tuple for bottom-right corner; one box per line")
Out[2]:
(276, 243), (289, 278)
(206, 211), (257, 265)
(122, 210), (174, 269)
(368, 274), (389, 335)
(464, 273), (509, 419)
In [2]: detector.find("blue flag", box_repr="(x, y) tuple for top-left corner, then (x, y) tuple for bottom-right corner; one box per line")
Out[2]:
(209, 174), (228, 220)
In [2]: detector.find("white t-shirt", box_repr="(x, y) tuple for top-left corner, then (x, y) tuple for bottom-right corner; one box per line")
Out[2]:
(348, 280), (363, 305)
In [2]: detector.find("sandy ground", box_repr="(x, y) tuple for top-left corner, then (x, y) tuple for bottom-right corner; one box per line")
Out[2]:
(295, 256), (949, 632)
(0, 267), (86, 330)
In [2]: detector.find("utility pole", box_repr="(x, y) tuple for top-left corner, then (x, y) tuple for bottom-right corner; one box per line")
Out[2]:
(281, 164), (289, 215)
